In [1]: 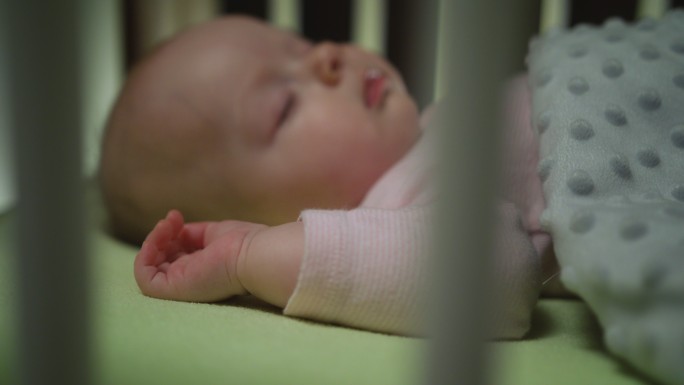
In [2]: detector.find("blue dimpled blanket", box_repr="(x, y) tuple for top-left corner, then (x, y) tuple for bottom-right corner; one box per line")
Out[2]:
(527, 10), (684, 385)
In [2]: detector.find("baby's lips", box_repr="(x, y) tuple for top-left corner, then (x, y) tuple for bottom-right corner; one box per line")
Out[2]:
(364, 68), (388, 109)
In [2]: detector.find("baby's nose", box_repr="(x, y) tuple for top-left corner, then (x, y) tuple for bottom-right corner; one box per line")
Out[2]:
(307, 42), (343, 86)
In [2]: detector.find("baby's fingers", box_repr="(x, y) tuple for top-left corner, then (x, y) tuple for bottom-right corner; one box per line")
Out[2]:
(134, 210), (184, 293)
(150, 210), (184, 246)
(134, 240), (157, 282)
(140, 220), (171, 265)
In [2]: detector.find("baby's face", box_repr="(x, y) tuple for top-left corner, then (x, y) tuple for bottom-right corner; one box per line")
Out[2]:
(105, 16), (420, 231)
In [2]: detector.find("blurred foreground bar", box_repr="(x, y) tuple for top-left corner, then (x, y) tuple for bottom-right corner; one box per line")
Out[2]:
(426, 1), (535, 385)
(5, 1), (91, 385)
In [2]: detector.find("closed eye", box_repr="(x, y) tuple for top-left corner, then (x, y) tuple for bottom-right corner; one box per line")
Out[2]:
(277, 92), (296, 128)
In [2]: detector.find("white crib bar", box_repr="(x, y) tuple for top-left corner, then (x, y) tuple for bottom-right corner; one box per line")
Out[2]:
(81, 1), (124, 178)
(433, 0), (449, 101)
(637, 0), (670, 18)
(6, 2), (91, 385)
(352, 0), (387, 55)
(425, 1), (535, 384)
(540, 0), (570, 33)
(268, 0), (302, 33)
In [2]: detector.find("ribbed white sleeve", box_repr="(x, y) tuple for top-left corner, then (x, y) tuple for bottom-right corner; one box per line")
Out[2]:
(284, 203), (540, 338)
(284, 206), (430, 335)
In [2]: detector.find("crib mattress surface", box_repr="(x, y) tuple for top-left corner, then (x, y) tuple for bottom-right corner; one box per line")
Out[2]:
(0, 203), (652, 385)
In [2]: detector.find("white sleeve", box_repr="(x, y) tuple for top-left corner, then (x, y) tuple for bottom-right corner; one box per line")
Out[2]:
(284, 206), (430, 335)
(284, 203), (541, 338)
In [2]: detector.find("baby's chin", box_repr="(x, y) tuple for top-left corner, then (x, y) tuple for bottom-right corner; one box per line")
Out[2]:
(391, 102), (422, 154)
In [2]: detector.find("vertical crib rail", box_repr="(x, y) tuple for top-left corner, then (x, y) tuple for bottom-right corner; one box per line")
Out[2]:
(268, 0), (302, 33)
(637, 0), (670, 19)
(6, 2), (91, 385)
(351, 0), (387, 55)
(426, 1), (535, 384)
(540, 0), (569, 34)
(433, 0), (449, 101)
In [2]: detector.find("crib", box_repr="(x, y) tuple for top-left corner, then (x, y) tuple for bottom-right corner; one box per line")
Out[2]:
(0, 1), (681, 384)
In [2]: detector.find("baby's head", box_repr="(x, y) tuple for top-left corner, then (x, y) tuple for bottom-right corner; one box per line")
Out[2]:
(99, 16), (420, 243)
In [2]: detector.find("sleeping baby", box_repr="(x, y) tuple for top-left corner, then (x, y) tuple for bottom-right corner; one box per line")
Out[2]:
(101, 11), (684, 385)
(99, 15), (554, 337)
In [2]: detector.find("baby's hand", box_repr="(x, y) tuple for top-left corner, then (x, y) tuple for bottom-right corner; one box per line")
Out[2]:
(134, 210), (267, 302)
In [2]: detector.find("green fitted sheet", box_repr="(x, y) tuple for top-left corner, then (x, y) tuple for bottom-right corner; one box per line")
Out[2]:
(0, 197), (653, 385)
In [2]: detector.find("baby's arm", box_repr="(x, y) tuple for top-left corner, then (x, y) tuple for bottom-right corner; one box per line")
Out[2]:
(134, 210), (303, 308)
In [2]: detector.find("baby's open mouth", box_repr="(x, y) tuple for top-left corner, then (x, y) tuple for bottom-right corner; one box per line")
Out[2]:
(364, 69), (388, 109)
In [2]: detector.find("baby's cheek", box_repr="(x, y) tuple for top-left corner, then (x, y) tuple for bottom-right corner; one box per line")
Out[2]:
(376, 95), (417, 139)
(395, 97), (420, 135)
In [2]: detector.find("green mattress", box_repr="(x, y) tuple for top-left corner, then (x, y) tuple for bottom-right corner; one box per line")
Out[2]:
(0, 191), (653, 385)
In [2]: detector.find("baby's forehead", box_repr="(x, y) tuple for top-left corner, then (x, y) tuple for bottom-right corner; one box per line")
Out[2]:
(154, 17), (295, 82)
(126, 16), (298, 152)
